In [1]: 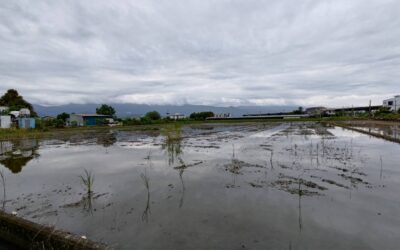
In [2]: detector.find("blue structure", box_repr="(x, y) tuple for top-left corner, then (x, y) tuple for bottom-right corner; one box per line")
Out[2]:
(17, 118), (36, 129)
(69, 114), (112, 126)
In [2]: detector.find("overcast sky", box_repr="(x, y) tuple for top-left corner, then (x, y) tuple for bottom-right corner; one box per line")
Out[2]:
(0, 0), (399, 107)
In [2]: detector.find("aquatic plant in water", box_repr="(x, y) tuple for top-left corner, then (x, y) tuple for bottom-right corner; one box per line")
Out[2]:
(162, 124), (183, 165)
(80, 169), (94, 194)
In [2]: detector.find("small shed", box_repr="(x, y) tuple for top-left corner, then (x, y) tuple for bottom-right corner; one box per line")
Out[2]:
(0, 116), (12, 129)
(69, 114), (112, 126)
(17, 118), (36, 129)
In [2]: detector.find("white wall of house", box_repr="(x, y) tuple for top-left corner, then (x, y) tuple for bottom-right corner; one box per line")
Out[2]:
(68, 114), (85, 126)
(383, 95), (400, 111)
(0, 116), (12, 128)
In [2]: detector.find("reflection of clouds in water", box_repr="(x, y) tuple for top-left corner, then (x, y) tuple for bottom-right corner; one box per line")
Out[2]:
(328, 127), (365, 139)
(249, 124), (290, 138)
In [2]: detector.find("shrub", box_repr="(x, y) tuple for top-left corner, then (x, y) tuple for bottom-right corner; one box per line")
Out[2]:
(145, 111), (161, 120)
(189, 111), (214, 120)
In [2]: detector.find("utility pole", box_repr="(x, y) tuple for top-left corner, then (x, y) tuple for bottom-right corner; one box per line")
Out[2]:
(369, 100), (372, 116)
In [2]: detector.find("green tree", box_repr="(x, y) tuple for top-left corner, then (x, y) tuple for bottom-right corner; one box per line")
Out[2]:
(293, 107), (304, 114)
(145, 111), (161, 120)
(189, 112), (214, 120)
(56, 112), (70, 122)
(96, 104), (116, 116)
(0, 89), (37, 116)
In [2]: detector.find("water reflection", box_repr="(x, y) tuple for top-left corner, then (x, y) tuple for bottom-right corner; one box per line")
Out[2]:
(348, 121), (400, 140)
(0, 139), (40, 173)
(141, 171), (151, 223)
(176, 158), (186, 208)
(96, 131), (117, 148)
(2, 123), (400, 249)
(0, 170), (5, 210)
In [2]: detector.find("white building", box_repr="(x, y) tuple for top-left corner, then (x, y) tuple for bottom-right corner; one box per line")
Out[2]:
(169, 113), (186, 120)
(214, 113), (231, 118)
(0, 116), (12, 128)
(19, 108), (31, 117)
(383, 95), (400, 111)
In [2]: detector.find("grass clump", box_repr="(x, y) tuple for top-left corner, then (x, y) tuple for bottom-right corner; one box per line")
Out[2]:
(80, 169), (94, 194)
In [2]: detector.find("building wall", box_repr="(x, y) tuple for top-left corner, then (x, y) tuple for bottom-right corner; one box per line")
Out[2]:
(17, 118), (36, 129)
(69, 114), (84, 126)
(383, 96), (400, 111)
(0, 116), (12, 129)
(69, 115), (111, 126)
(84, 116), (98, 126)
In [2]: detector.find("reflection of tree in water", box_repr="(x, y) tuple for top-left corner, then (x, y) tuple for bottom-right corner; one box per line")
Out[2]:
(0, 139), (40, 174)
(96, 131), (117, 148)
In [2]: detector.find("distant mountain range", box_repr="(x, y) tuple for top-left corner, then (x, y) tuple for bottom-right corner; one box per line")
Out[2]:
(33, 103), (297, 117)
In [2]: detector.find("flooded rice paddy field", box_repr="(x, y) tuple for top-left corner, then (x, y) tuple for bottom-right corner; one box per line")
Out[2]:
(1, 122), (400, 249)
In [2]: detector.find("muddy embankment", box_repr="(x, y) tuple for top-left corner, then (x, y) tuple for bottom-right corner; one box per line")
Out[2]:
(0, 211), (112, 250)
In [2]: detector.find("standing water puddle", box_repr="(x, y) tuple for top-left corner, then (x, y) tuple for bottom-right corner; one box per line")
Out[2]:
(0, 122), (400, 249)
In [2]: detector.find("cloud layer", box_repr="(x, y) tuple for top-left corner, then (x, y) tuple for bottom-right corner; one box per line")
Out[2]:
(1, 0), (399, 107)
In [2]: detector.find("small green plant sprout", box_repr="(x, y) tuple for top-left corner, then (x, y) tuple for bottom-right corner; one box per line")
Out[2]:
(80, 169), (94, 194)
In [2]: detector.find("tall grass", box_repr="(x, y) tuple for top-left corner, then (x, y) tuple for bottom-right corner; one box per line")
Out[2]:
(80, 169), (94, 194)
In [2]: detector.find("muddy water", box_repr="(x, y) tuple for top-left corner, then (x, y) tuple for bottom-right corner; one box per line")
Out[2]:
(1, 122), (400, 249)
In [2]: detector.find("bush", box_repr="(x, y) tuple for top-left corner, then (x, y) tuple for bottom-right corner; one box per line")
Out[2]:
(145, 111), (161, 120)
(56, 112), (70, 122)
(54, 119), (65, 128)
(374, 107), (393, 117)
(189, 112), (214, 120)
(140, 116), (153, 124)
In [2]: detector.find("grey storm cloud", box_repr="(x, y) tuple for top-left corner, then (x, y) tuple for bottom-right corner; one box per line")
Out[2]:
(0, 0), (399, 107)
